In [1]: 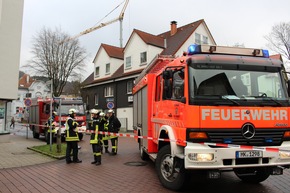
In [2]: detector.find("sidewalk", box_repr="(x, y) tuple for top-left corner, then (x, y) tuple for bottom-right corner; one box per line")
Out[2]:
(0, 132), (55, 169)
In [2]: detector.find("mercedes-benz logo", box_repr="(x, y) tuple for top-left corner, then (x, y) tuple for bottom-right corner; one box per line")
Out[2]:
(241, 123), (255, 139)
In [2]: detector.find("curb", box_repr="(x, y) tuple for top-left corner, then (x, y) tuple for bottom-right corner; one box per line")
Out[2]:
(27, 146), (66, 160)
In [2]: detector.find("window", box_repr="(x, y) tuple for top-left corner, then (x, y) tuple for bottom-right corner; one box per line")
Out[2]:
(202, 36), (208, 44)
(195, 33), (201, 44)
(125, 56), (131, 69)
(95, 67), (100, 77)
(140, 52), (147, 65)
(86, 95), (89, 105)
(104, 86), (114, 97)
(106, 63), (110, 74)
(127, 81), (133, 94)
(94, 94), (99, 105)
(155, 75), (162, 101)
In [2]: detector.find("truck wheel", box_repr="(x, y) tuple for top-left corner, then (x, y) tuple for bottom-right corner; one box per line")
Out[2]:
(78, 133), (83, 141)
(139, 139), (149, 160)
(32, 127), (39, 139)
(234, 167), (270, 183)
(156, 145), (187, 191)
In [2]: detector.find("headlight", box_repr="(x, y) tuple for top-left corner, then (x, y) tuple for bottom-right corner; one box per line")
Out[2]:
(188, 153), (214, 162)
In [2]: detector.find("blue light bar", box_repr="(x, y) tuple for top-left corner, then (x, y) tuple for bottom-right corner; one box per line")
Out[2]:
(187, 44), (201, 55)
(262, 49), (269, 58)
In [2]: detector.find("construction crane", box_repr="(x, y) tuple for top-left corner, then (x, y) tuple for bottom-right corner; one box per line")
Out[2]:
(60, 0), (129, 47)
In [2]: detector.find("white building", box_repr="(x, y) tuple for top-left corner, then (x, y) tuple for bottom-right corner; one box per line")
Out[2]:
(12, 74), (50, 122)
(82, 20), (216, 132)
(0, 0), (24, 138)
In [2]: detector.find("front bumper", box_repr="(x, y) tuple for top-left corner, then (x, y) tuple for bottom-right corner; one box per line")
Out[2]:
(184, 141), (290, 169)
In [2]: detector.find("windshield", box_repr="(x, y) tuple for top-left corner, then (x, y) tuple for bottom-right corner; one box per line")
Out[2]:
(55, 104), (85, 115)
(188, 64), (288, 105)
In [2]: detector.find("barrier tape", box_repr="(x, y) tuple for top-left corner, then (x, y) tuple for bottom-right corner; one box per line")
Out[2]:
(87, 130), (290, 153)
(16, 123), (290, 153)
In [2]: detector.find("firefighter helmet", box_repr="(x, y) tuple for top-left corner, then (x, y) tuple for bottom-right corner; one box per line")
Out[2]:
(53, 111), (57, 116)
(108, 109), (114, 113)
(99, 112), (105, 117)
(90, 109), (99, 114)
(69, 109), (77, 115)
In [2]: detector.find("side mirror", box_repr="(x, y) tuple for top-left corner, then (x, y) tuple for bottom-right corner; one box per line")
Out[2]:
(162, 70), (173, 79)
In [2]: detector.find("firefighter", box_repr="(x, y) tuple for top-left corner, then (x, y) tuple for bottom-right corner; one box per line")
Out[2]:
(46, 111), (57, 145)
(65, 108), (82, 164)
(107, 109), (121, 155)
(89, 109), (102, 165)
(99, 112), (110, 154)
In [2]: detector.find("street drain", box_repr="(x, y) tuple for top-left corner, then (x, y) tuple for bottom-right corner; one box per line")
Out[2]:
(124, 161), (147, 166)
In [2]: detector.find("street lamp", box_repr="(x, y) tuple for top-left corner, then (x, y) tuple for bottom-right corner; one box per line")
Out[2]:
(49, 78), (53, 152)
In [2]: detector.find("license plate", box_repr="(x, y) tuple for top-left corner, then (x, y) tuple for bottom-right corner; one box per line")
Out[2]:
(236, 151), (263, 158)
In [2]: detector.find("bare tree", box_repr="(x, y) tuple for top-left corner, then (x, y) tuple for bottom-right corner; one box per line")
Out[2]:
(24, 27), (87, 97)
(265, 22), (290, 61)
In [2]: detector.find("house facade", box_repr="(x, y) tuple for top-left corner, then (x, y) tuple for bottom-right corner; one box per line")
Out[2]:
(11, 74), (50, 122)
(81, 20), (216, 131)
(0, 0), (24, 137)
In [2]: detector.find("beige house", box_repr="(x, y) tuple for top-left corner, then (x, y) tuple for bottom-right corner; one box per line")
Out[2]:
(0, 0), (24, 139)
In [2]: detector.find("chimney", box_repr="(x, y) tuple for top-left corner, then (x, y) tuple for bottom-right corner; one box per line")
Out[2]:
(26, 75), (29, 83)
(170, 21), (177, 36)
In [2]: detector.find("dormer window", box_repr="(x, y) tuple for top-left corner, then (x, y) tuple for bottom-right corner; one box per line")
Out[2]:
(202, 36), (208, 44)
(95, 67), (100, 77)
(140, 51), (147, 65)
(106, 63), (110, 75)
(125, 56), (132, 69)
(195, 33), (201, 44)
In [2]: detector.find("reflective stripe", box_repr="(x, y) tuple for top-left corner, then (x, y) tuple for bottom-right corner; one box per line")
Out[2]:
(102, 135), (110, 140)
(94, 152), (101, 156)
(65, 117), (79, 141)
(90, 125), (99, 144)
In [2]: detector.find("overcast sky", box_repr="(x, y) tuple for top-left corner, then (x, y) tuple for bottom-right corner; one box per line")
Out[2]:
(20, 0), (290, 79)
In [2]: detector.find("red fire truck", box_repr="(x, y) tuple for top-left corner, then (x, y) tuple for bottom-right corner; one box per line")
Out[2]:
(29, 97), (87, 141)
(133, 44), (290, 190)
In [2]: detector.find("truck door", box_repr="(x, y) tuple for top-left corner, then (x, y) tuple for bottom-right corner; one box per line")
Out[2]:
(154, 69), (185, 131)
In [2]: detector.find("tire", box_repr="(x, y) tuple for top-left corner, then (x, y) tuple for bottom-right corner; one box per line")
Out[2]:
(155, 145), (187, 191)
(139, 139), (149, 161)
(32, 127), (39, 139)
(234, 167), (271, 183)
(78, 133), (83, 141)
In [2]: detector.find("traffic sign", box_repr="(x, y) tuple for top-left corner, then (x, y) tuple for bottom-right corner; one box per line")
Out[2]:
(107, 102), (114, 109)
(24, 98), (32, 107)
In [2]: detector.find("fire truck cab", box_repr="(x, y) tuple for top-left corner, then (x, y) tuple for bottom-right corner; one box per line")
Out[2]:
(29, 97), (87, 141)
(133, 44), (290, 191)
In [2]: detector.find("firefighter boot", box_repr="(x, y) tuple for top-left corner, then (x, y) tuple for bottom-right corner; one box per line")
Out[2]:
(91, 155), (97, 164)
(105, 147), (110, 153)
(95, 156), (101, 166)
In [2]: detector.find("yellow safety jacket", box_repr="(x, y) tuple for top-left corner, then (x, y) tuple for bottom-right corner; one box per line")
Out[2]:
(65, 117), (79, 141)
(90, 123), (99, 144)
(102, 122), (110, 140)
(47, 117), (56, 133)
